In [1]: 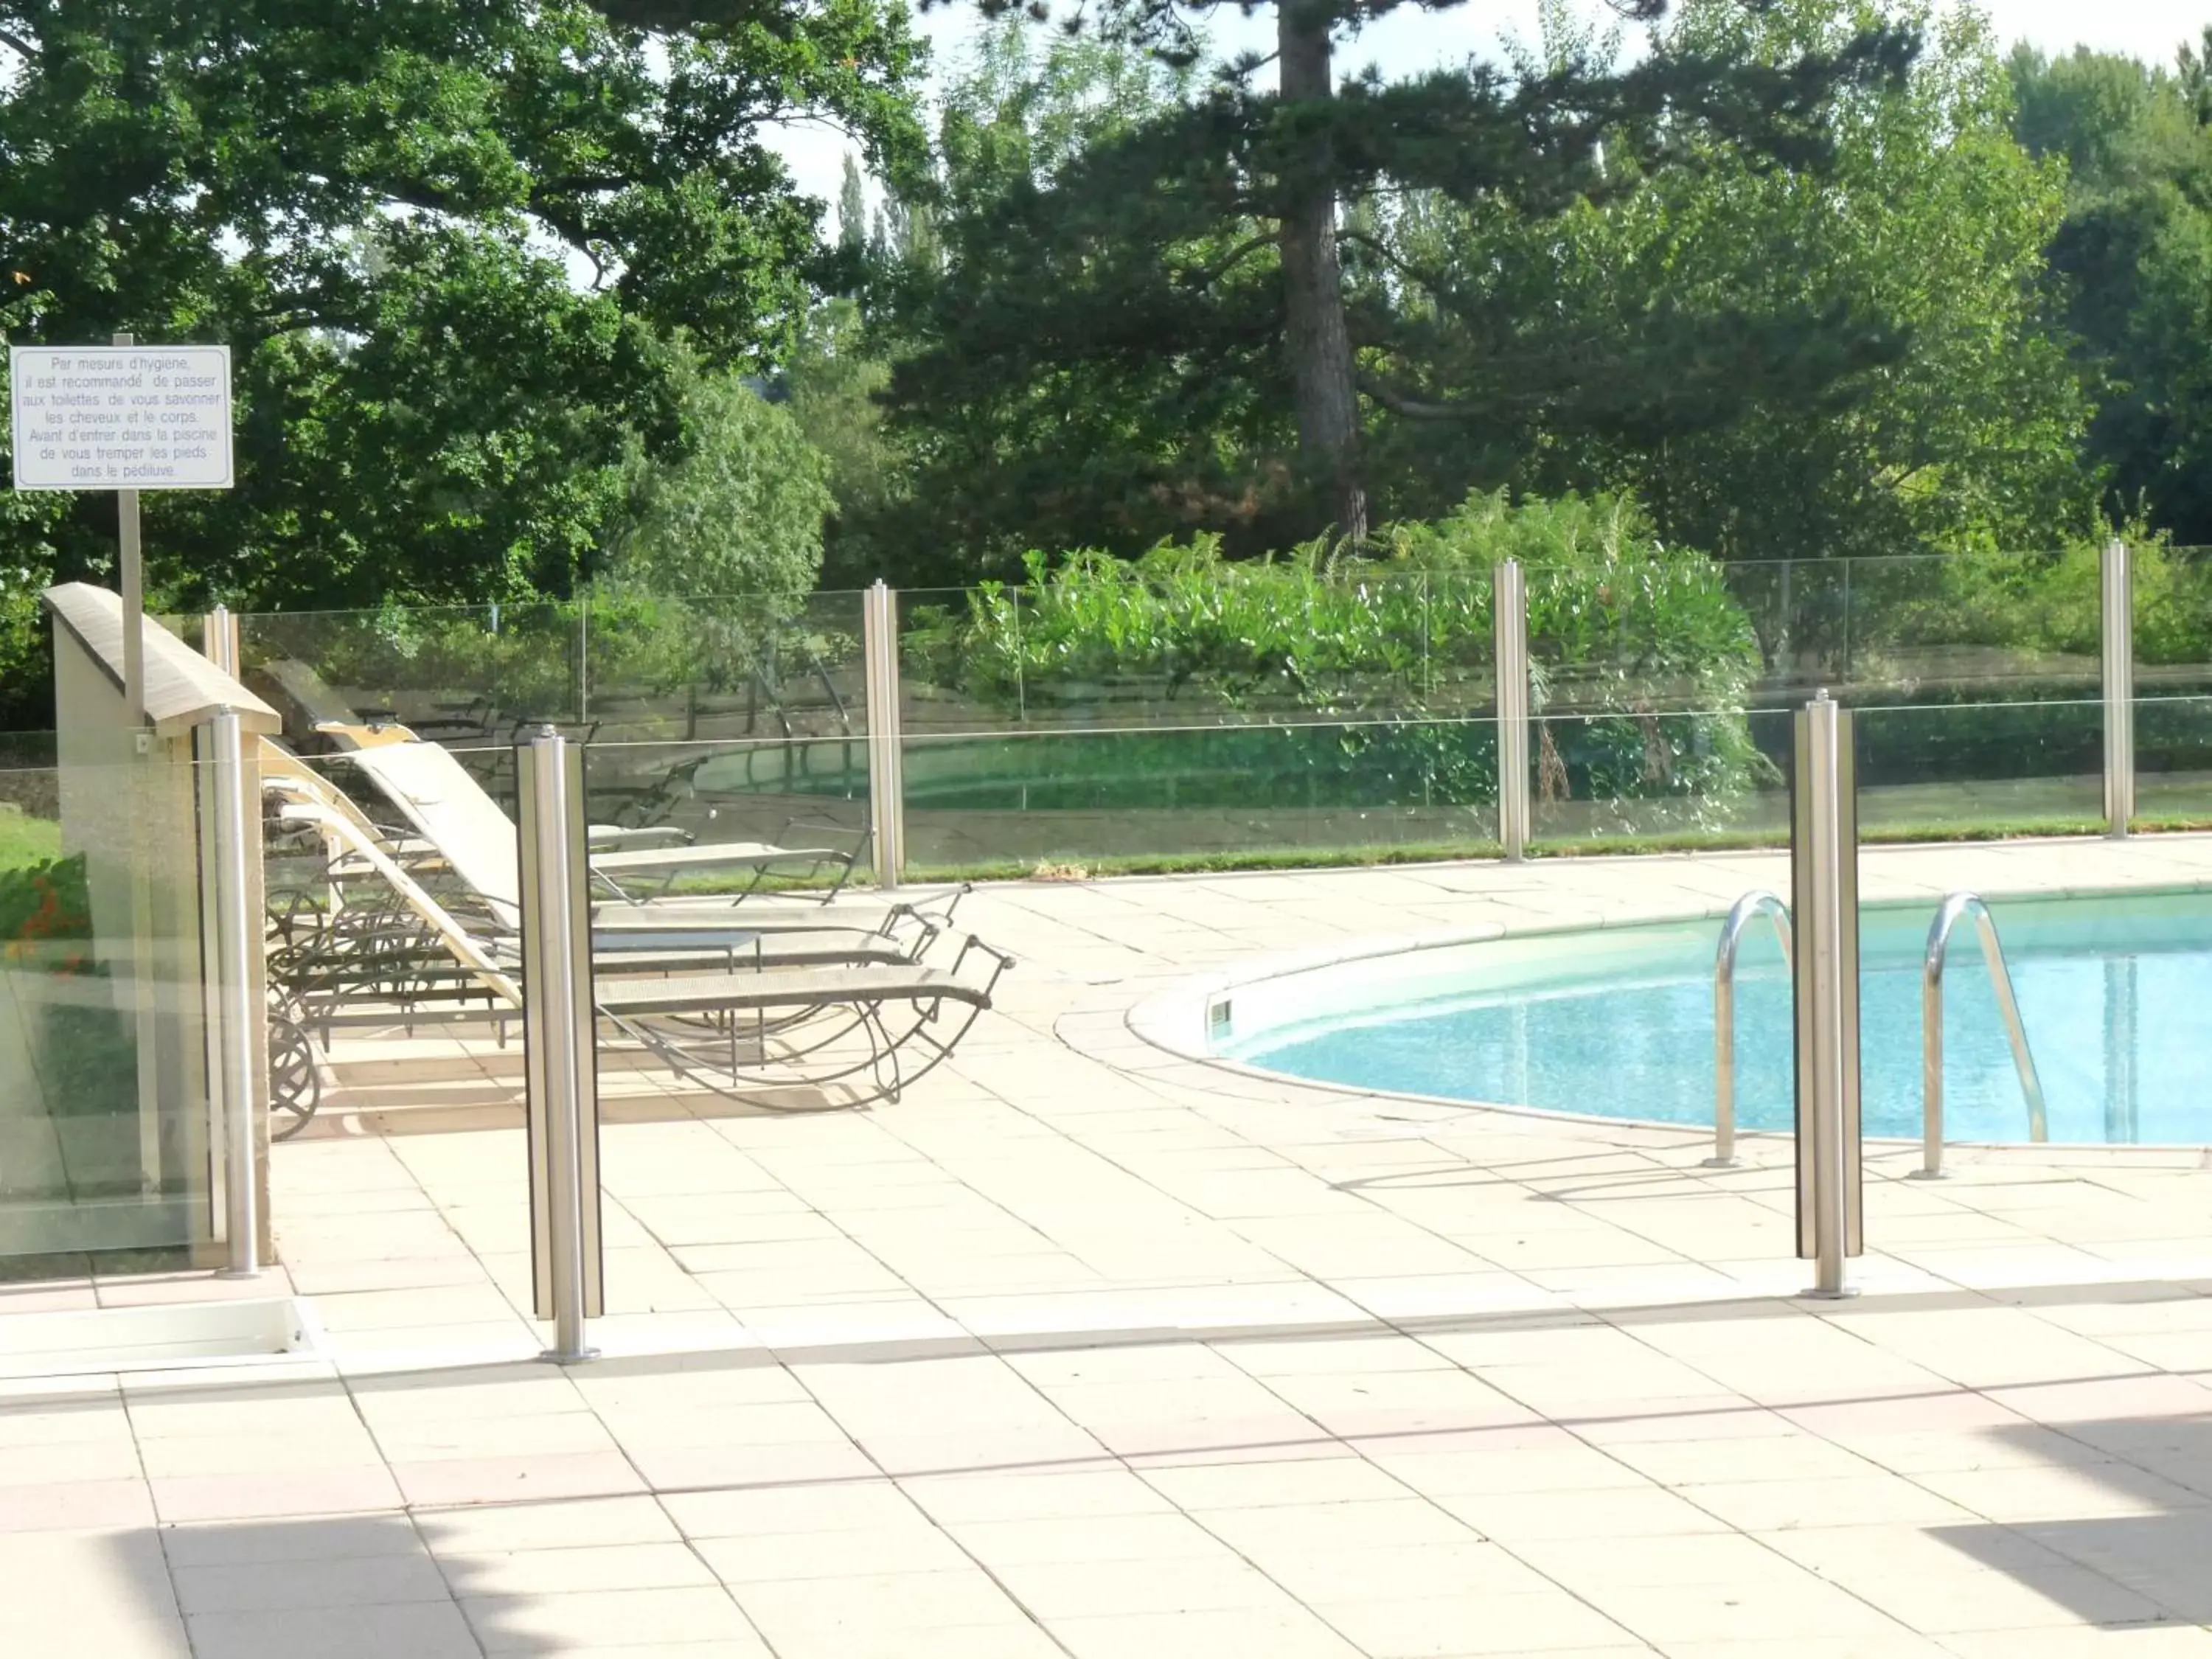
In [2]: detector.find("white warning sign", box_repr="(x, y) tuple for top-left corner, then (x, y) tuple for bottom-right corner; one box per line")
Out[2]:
(8, 344), (234, 491)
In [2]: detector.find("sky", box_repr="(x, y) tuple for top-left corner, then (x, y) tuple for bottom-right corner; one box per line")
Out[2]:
(773, 0), (2212, 212)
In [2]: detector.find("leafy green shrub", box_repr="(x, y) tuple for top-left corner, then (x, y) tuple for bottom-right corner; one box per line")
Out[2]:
(905, 491), (1769, 819)
(1846, 529), (2212, 668)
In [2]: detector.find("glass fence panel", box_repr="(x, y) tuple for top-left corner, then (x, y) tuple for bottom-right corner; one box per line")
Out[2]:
(238, 601), (580, 750)
(1, 754), (223, 1269)
(1526, 694), (2107, 849)
(582, 737), (869, 899)
(262, 731), (872, 1138)
(1524, 555), (1759, 739)
(1853, 698), (2104, 837)
(1416, 572), (1497, 718)
(900, 574), (1460, 737)
(1527, 704), (1789, 847)
(2134, 546), (2212, 826)
(195, 552), (2203, 870)
(1723, 552), (2104, 710)
(898, 588), (998, 736)
(2135, 694), (2212, 825)
(900, 717), (1500, 875)
(581, 590), (867, 746)
(296, 734), (868, 908)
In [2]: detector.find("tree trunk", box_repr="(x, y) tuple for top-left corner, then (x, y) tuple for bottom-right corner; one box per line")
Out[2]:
(1276, 1), (1366, 541)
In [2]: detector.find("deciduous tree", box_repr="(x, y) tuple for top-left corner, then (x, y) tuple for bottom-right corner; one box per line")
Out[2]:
(0, 0), (923, 721)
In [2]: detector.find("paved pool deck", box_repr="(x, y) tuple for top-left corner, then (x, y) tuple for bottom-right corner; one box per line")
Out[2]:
(7, 835), (2212, 1658)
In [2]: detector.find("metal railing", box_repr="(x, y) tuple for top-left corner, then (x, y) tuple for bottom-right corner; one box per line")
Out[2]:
(1916, 891), (2049, 1178)
(1711, 889), (1793, 1168)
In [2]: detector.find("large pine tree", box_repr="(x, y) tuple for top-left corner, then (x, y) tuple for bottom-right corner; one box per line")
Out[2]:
(900, 0), (1916, 549)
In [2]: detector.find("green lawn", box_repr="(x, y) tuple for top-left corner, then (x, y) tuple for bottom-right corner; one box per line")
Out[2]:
(0, 810), (61, 871)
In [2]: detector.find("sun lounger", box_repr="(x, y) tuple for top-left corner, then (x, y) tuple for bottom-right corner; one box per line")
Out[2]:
(258, 744), (959, 938)
(262, 782), (1009, 1105)
(315, 721), (858, 917)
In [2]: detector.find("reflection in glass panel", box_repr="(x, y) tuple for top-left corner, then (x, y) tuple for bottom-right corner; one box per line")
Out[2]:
(1852, 698), (2104, 835)
(2133, 545), (2212, 824)
(1527, 707), (1790, 846)
(234, 593), (871, 757)
(1, 756), (216, 1267)
(898, 572), (1471, 737)
(900, 719), (1499, 874)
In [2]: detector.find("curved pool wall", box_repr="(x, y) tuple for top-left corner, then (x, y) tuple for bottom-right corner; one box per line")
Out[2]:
(1197, 888), (2212, 1148)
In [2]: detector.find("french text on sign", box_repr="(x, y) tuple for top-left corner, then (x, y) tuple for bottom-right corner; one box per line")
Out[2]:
(9, 345), (234, 491)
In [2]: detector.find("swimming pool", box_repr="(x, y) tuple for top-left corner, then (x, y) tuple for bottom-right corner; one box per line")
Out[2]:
(1217, 888), (2212, 1147)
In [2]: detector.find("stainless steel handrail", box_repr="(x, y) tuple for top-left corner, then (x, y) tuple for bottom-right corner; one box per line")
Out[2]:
(1918, 892), (2049, 1178)
(1712, 890), (1793, 1168)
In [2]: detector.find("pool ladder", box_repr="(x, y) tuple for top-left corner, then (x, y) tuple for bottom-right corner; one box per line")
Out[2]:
(1710, 891), (1792, 1169)
(1710, 888), (2048, 1175)
(1918, 894), (2049, 1175)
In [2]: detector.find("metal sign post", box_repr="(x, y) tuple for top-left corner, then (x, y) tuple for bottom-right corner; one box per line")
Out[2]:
(1493, 560), (1531, 862)
(117, 330), (145, 726)
(518, 728), (603, 1362)
(10, 336), (236, 722)
(1792, 692), (1863, 1299)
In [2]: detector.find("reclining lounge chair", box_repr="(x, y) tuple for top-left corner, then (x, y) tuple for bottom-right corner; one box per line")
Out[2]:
(260, 756), (1010, 1113)
(319, 721), (866, 909)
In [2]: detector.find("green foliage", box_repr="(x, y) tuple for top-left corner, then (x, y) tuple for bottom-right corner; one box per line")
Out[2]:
(2013, 36), (2212, 546)
(1857, 530), (2212, 667)
(907, 492), (1768, 818)
(866, 22), (1267, 577)
(602, 366), (833, 605)
(0, 809), (61, 874)
(0, 0), (925, 724)
(0, 855), (141, 1135)
(875, 3), (1918, 571)
(785, 299), (903, 587)
(1372, 0), (2093, 563)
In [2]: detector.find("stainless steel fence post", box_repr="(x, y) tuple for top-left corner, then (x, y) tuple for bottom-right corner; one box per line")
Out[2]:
(2102, 538), (2134, 838)
(201, 604), (240, 677)
(519, 726), (602, 1363)
(209, 709), (261, 1278)
(1792, 692), (1862, 1300)
(863, 582), (906, 890)
(1493, 560), (1531, 861)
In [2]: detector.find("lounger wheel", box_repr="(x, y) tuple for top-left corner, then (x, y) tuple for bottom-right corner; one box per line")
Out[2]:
(269, 1011), (321, 1141)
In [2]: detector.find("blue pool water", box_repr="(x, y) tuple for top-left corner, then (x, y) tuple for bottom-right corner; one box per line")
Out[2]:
(1223, 891), (2212, 1146)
